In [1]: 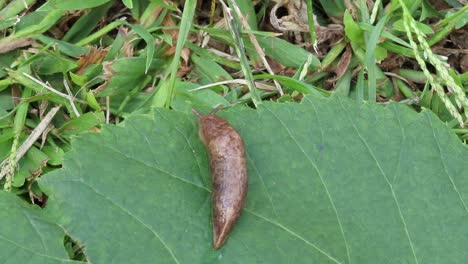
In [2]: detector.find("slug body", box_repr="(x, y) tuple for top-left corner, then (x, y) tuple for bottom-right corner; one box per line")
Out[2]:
(194, 109), (247, 249)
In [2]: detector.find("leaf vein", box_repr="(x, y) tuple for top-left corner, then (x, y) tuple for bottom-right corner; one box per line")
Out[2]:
(425, 113), (468, 213)
(0, 234), (80, 263)
(264, 105), (350, 264)
(245, 153), (286, 256)
(79, 137), (209, 191)
(337, 97), (419, 264)
(77, 179), (181, 264)
(244, 209), (343, 264)
(157, 111), (207, 187)
(21, 211), (47, 253)
(391, 105), (405, 184)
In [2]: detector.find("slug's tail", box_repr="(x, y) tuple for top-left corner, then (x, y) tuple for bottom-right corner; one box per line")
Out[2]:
(213, 216), (235, 249)
(212, 198), (243, 249)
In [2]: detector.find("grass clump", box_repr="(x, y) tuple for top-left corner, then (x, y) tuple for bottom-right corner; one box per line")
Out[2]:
(0, 0), (467, 197)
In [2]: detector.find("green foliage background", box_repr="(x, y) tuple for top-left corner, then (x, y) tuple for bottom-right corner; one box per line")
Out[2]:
(0, 0), (467, 262)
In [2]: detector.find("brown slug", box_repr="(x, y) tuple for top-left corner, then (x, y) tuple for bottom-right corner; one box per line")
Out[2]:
(193, 108), (247, 249)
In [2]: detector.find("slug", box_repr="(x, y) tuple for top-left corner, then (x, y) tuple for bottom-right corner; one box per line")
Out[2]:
(193, 108), (247, 249)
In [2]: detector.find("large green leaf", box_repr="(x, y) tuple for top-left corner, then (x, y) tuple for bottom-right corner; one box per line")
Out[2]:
(0, 191), (82, 263)
(38, 95), (467, 263)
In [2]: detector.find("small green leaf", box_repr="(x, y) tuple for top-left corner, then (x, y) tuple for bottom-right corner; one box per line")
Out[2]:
(334, 70), (352, 96)
(420, 0), (442, 21)
(452, 11), (468, 29)
(192, 54), (232, 84)
(42, 144), (66, 166)
(85, 91), (102, 112)
(256, 35), (320, 70)
(30, 53), (77, 75)
(34, 35), (89, 57)
(0, 17), (19, 31)
(62, 2), (113, 43)
(152, 78), (170, 107)
(344, 10), (364, 45)
(374, 45), (388, 61)
(69, 72), (89, 86)
(0, 90), (14, 113)
(56, 112), (104, 137)
(320, 42), (347, 70)
(122, 0), (133, 9)
(125, 23), (155, 74)
(158, 33), (173, 45)
(254, 73), (326, 96)
(14, 146), (48, 187)
(11, 10), (64, 38)
(393, 19), (435, 34)
(318, 0), (345, 17)
(419, 82), (432, 108)
(98, 57), (162, 96)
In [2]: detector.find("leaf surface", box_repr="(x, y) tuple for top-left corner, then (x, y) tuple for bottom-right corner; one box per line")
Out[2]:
(39, 96), (468, 263)
(0, 191), (81, 263)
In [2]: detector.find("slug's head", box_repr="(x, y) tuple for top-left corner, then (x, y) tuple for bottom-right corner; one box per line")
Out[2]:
(192, 107), (230, 144)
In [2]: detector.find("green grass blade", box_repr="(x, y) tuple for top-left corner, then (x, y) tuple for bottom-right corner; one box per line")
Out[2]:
(306, 0), (317, 48)
(320, 41), (346, 70)
(125, 23), (155, 74)
(365, 13), (390, 102)
(153, 0), (197, 108)
(8, 10), (64, 39)
(3, 87), (32, 191)
(224, 0), (261, 107)
(318, 0), (345, 17)
(75, 20), (124, 46)
(234, 0), (258, 30)
(62, 2), (113, 42)
(48, 0), (112, 10)
(357, 67), (365, 103)
(0, 0), (37, 20)
(122, 0), (133, 9)
(254, 74), (328, 96)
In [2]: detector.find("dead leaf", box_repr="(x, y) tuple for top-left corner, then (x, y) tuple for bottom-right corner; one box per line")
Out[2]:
(40, 124), (54, 150)
(461, 54), (468, 72)
(94, 61), (114, 93)
(76, 47), (108, 74)
(336, 45), (352, 79)
(181, 47), (190, 65)
(118, 27), (134, 57)
(177, 64), (192, 78)
(11, 85), (21, 105)
(0, 38), (36, 54)
(270, 0), (308, 32)
(162, 14), (179, 57)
